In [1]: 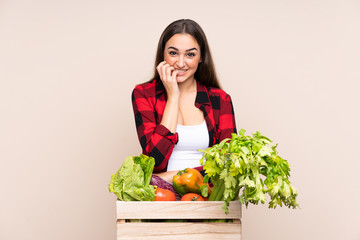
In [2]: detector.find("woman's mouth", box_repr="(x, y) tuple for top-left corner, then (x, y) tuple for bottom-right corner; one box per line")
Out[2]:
(176, 69), (188, 75)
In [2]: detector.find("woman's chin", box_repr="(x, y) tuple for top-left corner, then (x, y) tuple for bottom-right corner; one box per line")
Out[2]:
(176, 75), (190, 83)
(176, 76), (185, 82)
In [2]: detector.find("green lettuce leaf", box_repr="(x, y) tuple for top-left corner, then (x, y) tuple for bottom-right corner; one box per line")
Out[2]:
(108, 154), (156, 201)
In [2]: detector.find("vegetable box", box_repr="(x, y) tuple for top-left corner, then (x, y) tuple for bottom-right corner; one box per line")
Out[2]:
(116, 200), (242, 240)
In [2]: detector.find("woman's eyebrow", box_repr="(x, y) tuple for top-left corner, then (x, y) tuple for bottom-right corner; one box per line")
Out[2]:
(168, 46), (198, 52)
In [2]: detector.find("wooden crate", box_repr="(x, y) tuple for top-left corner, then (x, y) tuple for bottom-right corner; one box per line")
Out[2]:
(116, 201), (242, 240)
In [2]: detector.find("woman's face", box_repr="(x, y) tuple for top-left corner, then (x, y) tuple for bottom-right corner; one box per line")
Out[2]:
(163, 33), (202, 83)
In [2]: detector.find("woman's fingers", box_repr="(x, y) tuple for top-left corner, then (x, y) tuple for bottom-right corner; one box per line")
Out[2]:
(157, 61), (168, 81)
(157, 61), (176, 83)
(162, 64), (169, 80)
(166, 66), (174, 80)
(156, 61), (180, 98)
(171, 69), (178, 80)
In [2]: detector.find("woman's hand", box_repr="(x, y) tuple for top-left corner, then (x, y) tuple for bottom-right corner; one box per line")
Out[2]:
(156, 61), (179, 100)
(157, 61), (179, 133)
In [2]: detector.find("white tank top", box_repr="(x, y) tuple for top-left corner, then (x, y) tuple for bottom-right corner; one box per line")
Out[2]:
(166, 120), (209, 171)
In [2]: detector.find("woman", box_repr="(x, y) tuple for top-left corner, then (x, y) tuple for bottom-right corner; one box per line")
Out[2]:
(132, 19), (237, 182)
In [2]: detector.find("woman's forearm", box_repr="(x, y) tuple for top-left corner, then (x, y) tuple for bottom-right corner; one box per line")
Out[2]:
(160, 97), (179, 133)
(153, 170), (179, 183)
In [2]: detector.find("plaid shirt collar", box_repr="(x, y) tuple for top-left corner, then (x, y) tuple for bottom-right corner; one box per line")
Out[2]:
(155, 80), (211, 106)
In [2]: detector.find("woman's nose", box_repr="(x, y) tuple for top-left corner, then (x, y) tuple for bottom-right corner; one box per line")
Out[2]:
(176, 55), (185, 68)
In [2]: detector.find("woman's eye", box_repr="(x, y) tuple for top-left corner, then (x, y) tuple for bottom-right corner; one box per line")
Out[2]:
(187, 53), (196, 57)
(169, 51), (177, 56)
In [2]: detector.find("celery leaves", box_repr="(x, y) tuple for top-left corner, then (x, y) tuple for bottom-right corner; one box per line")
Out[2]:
(200, 129), (299, 214)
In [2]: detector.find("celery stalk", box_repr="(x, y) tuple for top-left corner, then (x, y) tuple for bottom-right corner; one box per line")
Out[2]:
(209, 179), (225, 201)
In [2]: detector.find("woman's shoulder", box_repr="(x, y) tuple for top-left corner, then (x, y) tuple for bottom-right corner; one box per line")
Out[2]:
(204, 85), (232, 101)
(132, 79), (159, 96)
(133, 79), (157, 91)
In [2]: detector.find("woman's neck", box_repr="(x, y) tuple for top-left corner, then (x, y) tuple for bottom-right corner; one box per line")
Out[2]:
(178, 78), (197, 93)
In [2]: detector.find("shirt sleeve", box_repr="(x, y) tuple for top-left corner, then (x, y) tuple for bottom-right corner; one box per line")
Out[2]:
(132, 86), (178, 172)
(217, 93), (237, 142)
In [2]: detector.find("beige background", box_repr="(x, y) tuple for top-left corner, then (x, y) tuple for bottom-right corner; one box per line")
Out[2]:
(1, 0), (359, 239)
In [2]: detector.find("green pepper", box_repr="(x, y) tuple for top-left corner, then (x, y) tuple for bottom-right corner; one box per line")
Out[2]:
(172, 168), (212, 196)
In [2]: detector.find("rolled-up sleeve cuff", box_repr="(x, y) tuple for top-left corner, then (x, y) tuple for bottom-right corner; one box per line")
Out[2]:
(154, 124), (178, 144)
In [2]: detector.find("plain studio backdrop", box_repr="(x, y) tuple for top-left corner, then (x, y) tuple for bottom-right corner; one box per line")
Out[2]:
(1, 0), (359, 239)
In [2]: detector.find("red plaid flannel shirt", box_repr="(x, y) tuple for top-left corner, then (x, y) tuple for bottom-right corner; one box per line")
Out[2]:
(132, 79), (237, 172)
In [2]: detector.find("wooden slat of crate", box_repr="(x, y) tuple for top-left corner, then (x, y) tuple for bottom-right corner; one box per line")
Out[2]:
(116, 201), (241, 219)
(116, 201), (242, 240)
(117, 222), (241, 240)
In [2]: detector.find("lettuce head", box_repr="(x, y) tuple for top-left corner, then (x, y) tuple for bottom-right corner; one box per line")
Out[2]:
(108, 154), (156, 201)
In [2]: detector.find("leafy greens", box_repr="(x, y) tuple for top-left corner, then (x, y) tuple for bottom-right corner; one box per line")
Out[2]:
(200, 129), (299, 214)
(108, 154), (156, 201)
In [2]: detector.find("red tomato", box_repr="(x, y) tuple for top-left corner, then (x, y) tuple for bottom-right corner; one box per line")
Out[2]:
(181, 193), (205, 201)
(154, 188), (176, 201)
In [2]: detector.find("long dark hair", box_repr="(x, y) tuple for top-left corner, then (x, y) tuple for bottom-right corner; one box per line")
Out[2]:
(150, 19), (221, 89)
